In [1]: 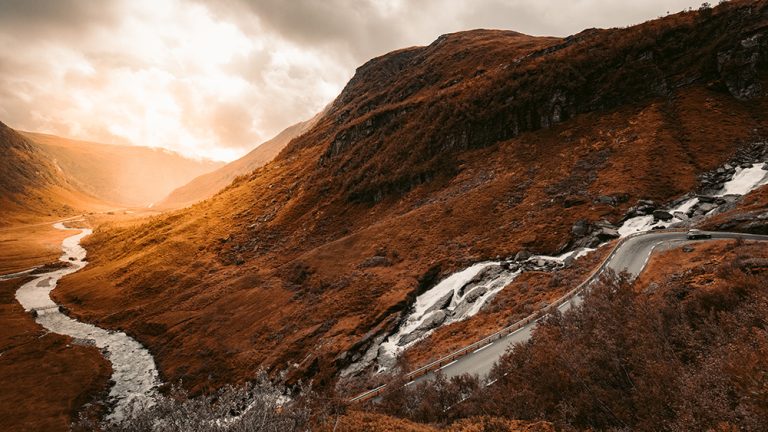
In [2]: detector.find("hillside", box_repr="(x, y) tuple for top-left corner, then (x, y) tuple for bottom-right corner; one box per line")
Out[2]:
(158, 114), (320, 209)
(0, 122), (109, 226)
(22, 132), (223, 207)
(372, 240), (768, 430)
(55, 0), (768, 397)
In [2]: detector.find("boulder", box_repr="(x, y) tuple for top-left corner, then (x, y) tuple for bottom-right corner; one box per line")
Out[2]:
(595, 195), (615, 205)
(359, 255), (391, 268)
(397, 330), (424, 347)
(636, 204), (656, 215)
(596, 227), (620, 240)
(571, 220), (590, 237)
(673, 211), (689, 220)
(594, 220), (618, 229)
(698, 202), (719, 214)
(652, 210), (674, 221)
(462, 286), (489, 304)
(416, 310), (447, 332)
(514, 250), (532, 261)
(425, 291), (454, 315)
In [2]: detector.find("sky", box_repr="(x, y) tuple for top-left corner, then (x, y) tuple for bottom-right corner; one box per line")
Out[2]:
(0, 0), (708, 162)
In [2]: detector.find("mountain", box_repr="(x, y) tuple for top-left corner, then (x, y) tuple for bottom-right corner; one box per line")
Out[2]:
(157, 113), (321, 209)
(21, 132), (223, 207)
(55, 0), (768, 397)
(0, 122), (110, 226)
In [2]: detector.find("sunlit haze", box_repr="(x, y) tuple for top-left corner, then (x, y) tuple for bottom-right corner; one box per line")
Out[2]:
(0, 0), (706, 161)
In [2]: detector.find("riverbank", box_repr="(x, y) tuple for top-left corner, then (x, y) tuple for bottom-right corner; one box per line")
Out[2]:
(13, 223), (160, 424)
(0, 277), (111, 431)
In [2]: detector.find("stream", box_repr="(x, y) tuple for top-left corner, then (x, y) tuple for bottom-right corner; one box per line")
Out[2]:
(14, 222), (158, 422)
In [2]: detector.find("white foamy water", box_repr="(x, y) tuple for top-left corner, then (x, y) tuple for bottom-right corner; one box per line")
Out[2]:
(715, 164), (768, 196)
(15, 222), (159, 422)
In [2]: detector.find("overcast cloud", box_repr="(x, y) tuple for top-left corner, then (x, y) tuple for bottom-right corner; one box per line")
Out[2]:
(0, 0), (706, 161)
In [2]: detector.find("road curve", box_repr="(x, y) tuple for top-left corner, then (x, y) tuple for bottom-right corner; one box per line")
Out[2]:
(351, 230), (768, 401)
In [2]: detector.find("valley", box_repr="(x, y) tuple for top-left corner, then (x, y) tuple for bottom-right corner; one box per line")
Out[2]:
(1, 1), (768, 431)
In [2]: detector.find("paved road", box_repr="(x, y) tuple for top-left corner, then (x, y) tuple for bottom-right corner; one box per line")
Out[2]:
(410, 230), (768, 384)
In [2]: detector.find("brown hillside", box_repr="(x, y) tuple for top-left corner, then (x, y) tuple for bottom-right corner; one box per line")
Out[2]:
(55, 0), (768, 394)
(22, 131), (223, 207)
(0, 122), (109, 226)
(158, 114), (320, 209)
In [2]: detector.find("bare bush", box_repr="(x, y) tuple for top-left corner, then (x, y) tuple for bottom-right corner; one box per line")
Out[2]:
(76, 374), (317, 432)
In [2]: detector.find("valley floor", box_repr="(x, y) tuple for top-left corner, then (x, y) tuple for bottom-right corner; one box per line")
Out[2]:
(0, 278), (111, 431)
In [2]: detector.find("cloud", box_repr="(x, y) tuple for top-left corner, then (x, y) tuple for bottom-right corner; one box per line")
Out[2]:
(0, 0), (706, 161)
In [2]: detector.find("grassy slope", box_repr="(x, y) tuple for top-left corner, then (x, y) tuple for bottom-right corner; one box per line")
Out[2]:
(55, 0), (768, 393)
(158, 116), (320, 209)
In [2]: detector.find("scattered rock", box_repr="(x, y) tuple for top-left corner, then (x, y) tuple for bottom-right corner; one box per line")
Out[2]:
(682, 245), (695, 253)
(571, 220), (590, 237)
(416, 310), (447, 332)
(563, 196), (587, 208)
(595, 227), (620, 240)
(463, 286), (489, 304)
(514, 250), (531, 262)
(595, 195), (615, 205)
(359, 255), (391, 268)
(673, 211), (689, 220)
(397, 331), (423, 347)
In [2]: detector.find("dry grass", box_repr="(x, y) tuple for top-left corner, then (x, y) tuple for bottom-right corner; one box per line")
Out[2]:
(52, 0), (768, 395)
(0, 278), (111, 432)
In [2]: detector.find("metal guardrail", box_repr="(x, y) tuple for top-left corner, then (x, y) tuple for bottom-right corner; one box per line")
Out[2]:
(348, 229), (683, 403)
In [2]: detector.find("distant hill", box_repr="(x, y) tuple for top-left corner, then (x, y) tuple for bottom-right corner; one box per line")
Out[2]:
(157, 113), (321, 209)
(21, 131), (223, 207)
(0, 122), (108, 225)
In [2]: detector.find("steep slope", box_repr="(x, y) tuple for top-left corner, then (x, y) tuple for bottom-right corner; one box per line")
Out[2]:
(0, 122), (108, 226)
(158, 114), (320, 209)
(21, 132), (223, 207)
(56, 0), (768, 394)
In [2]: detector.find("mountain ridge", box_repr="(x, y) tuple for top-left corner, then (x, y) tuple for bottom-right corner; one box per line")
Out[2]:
(53, 0), (768, 396)
(158, 111), (323, 209)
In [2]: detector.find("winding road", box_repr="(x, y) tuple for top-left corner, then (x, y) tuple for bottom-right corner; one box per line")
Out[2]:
(351, 230), (768, 402)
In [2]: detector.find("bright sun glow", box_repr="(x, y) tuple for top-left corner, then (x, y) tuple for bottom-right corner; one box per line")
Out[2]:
(0, 0), (706, 162)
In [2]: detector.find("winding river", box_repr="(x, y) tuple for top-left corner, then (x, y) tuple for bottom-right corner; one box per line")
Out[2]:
(14, 222), (159, 422)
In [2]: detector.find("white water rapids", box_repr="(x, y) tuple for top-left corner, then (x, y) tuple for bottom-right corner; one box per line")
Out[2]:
(14, 222), (159, 422)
